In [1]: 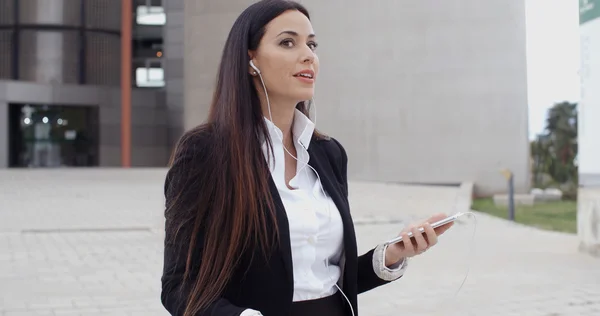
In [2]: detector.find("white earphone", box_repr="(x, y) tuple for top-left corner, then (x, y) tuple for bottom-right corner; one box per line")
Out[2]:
(249, 60), (261, 74)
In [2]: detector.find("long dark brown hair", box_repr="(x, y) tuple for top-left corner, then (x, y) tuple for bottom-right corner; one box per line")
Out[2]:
(165, 1), (322, 315)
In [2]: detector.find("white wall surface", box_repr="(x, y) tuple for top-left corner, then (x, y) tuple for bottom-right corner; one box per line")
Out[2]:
(183, 0), (530, 195)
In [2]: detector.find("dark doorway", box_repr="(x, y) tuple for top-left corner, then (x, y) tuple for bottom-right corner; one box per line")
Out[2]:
(8, 103), (99, 167)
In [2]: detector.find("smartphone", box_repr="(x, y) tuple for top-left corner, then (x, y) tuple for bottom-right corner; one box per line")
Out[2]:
(383, 212), (464, 246)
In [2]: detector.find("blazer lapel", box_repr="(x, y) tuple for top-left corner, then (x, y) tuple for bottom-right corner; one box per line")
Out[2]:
(267, 176), (294, 287)
(307, 143), (357, 258)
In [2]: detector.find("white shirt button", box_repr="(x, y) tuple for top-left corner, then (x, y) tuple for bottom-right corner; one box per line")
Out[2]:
(308, 236), (316, 245)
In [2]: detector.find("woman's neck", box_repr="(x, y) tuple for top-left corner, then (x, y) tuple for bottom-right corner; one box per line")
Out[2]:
(261, 98), (297, 147)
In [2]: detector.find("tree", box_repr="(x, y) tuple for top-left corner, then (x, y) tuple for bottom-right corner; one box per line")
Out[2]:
(538, 101), (578, 184)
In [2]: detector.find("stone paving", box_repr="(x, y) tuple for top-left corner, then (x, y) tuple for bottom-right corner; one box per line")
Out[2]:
(1, 169), (599, 316)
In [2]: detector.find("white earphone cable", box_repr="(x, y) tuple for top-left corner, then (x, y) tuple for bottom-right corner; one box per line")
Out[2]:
(450, 211), (477, 300)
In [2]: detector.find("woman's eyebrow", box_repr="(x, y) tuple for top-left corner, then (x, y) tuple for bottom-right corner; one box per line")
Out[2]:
(276, 30), (316, 38)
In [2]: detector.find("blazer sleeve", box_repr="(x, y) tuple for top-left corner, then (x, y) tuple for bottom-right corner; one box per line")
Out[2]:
(330, 138), (406, 294)
(161, 132), (246, 316)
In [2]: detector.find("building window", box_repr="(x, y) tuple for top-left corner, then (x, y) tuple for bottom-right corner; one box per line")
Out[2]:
(133, 1), (164, 87)
(136, 6), (166, 25)
(135, 67), (164, 87)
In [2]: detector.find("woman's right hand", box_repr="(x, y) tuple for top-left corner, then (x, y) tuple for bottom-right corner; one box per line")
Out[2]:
(384, 213), (454, 266)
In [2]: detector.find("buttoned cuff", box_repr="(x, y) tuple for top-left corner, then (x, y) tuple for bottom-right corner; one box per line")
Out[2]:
(372, 243), (408, 281)
(240, 309), (263, 316)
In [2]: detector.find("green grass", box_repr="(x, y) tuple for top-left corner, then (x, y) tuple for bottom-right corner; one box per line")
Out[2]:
(471, 198), (577, 234)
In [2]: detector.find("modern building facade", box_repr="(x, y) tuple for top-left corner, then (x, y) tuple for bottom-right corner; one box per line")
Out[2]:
(1, 0), (530, 196)
(578, 0), (600, 257)
(0, 0), (169, 168)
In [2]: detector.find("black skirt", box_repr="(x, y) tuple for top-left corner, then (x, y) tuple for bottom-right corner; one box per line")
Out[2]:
(290, 291), (348, 316)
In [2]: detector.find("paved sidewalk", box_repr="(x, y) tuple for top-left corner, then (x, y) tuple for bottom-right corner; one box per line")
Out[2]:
(1, 169), (599, 315)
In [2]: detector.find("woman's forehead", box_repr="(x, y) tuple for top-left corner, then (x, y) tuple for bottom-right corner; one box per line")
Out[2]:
(264, 10), (315, 38)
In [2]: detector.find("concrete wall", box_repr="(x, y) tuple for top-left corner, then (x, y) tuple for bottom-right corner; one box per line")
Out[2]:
(181, 0), (530, 196)
(0, 100), (7, 168)
(163, 0), (185, 151)
(0, 80), (169, 168)
(578, 188), (600, 257)
(577, 0), (600, 257)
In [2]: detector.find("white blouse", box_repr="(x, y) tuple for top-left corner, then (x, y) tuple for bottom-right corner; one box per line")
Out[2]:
(241, 110), (407, 315)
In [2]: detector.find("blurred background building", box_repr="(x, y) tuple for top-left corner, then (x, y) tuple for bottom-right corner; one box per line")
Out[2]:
(0, 0), (168, 169)
(577, 0), (600, 257)
(0, 0), (530, 196)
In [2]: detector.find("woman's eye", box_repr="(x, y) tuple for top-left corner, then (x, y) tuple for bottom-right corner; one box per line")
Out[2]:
(280, 39), (294, 48)
(280, 39), (318, 51)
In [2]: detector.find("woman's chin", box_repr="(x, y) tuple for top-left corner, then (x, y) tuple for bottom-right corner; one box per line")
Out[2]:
(290, 91), (315, 103)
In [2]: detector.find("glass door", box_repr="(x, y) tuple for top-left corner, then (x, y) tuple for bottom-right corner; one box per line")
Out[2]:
(9, 103), (99, 167)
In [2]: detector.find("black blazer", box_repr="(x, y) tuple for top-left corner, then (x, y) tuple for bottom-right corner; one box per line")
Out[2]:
(161, 130), (396, 316)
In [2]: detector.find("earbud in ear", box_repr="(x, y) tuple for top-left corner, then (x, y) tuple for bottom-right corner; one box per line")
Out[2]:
(249, 60), (261, 75)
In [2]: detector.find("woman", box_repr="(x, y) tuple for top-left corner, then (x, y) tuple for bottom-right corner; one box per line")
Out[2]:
(161, 1), (454, 315)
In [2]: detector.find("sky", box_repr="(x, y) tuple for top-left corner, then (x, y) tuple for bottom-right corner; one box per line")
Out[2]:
(525, 0), (581, 140)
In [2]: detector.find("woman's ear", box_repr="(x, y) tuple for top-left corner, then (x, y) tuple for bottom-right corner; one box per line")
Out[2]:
(248, 51), (258, 76)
